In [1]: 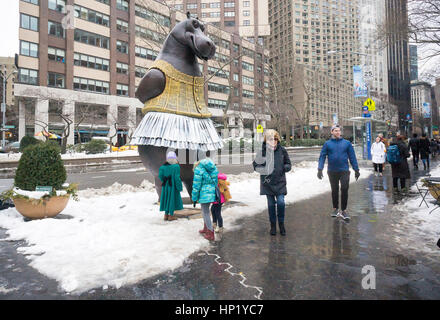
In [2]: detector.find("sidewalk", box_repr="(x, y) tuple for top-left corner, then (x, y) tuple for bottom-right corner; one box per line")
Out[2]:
(1, 160), (439, 299)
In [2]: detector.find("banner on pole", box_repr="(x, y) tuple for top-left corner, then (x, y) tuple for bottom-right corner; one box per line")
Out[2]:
(422, 102), (431, 119)
(353, 65), (368, 97)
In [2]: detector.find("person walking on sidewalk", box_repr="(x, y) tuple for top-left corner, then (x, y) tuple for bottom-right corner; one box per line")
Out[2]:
(408, 133), (420, 169)
(211, 172), (231, 234)
(253, 129), (292, 236)
(388, 135), (410, 193)
(159, 151), (184, 221)
(317, 125), (360, 221)
(419, 133), (431, 171)
(371, 136), (386, 176)
(430, 138), (438, 158)
(192, 158), (219, 241)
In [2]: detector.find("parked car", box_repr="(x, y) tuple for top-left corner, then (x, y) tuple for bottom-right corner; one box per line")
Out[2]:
(0, 141), (20, 153)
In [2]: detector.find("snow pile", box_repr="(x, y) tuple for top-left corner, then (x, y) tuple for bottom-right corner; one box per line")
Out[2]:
(391, 165), (440, 257)
(0, 162), (369, 294)
(12, 188), (67, 199)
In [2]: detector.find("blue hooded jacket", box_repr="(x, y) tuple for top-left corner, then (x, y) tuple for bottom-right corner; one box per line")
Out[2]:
(192, 158), (219, 204)
(318, 138), (359, 172)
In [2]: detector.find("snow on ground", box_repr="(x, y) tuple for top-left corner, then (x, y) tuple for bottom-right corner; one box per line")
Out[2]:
(0, 149), (139, 162)
(0, 162), (371, 294)
(391, 164), (440, 258)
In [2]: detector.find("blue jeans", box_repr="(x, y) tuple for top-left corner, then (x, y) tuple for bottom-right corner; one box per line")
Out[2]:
(266, 195), (285, 223)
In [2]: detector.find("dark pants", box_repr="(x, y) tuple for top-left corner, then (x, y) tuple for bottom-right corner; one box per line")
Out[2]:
(328, 171), (350, 211)
(373, 163), (383, 173)
(211, 203), (223, 228)
(393, 177), (406, 189)
(412, 150), (419, 166)
(422, 157), (430, 169)
(266, 195), (285, 223)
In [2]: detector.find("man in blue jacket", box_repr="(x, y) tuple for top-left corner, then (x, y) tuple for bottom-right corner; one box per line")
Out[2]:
(317, 125), (360, 221)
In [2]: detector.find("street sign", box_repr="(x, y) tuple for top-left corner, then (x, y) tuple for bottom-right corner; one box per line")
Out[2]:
(362, 106), (368, 112)
(256, 124), (264, 133)
(364, 98), (375, 111)
(1, 125), (15, 129)
(406, 114), (411, 120)
(363, 113), (372, 118)
(1, 103), (5, 112)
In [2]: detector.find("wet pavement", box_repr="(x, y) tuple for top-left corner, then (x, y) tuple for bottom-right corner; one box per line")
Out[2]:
(1, 158), (440, 299)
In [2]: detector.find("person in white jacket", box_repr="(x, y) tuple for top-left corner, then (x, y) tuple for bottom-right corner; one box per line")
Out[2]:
(371, 137), (387, 176)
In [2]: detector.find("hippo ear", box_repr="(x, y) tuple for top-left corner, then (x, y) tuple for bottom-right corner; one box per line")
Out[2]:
(186, 11), (191, 19)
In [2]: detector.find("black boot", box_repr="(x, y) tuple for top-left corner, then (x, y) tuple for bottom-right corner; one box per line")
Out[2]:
(270, 223), (276, 236)
(279, 222), (286, 236)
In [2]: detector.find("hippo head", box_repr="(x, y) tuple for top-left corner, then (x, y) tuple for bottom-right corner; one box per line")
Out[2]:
(170, 12), (216, 61)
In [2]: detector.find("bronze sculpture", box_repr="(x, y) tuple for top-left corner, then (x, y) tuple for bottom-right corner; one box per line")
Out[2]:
(132, 13), (223, 199)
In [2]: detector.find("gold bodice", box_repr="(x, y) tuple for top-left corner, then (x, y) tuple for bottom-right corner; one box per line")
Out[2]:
(142, 60), (211, 118)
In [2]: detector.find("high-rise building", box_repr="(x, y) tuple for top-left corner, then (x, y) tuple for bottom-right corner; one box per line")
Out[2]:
(15, 0), (270, 144)
(409, 44), (418, 81)
(165, 0), (270, 44)
(386, 0), (411, 130)
(267, 0), (361, 131)
(410, 80), (432, 133)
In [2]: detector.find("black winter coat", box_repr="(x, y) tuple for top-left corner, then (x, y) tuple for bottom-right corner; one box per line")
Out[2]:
(390, 141), (410, 179)
(419, 138), (431, 159)
(408, 138), (419, 153)
(252, 142), (292, 196)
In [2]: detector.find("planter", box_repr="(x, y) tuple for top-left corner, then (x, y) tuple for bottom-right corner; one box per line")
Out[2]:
(13, 195), (70, 219)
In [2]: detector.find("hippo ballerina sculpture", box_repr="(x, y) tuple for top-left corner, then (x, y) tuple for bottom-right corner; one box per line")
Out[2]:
(131, 12), (223, 200)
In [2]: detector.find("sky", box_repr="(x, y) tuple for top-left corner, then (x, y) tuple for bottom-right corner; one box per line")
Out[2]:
(0, 0), (19, 58)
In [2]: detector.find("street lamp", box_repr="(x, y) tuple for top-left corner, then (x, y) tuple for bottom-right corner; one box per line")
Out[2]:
(1, 65), (18, 148)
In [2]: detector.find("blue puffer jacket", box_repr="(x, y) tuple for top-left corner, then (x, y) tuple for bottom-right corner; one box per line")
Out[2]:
(318, 138), (359, 172)
(192, 158), (219, 204)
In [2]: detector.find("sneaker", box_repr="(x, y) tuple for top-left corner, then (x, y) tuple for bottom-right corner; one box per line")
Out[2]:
(215, 226), (223, 233)
(331, 209), (339, 217)
(379, 173), (383, 177)
(374, 173), (378, 177)
(337, 210), (351, 221)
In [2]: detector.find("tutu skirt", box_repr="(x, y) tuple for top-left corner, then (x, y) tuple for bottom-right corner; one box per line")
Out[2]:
(130, 112), (223, 151)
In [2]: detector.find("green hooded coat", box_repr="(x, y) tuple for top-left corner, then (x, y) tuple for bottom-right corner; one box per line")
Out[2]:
(159, 163), (184, 215)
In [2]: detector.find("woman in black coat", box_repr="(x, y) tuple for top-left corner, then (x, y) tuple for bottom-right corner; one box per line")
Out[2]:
(390, 135), (410, 193)
(419, 133), (431, 170)
(253, 129), (292, 236)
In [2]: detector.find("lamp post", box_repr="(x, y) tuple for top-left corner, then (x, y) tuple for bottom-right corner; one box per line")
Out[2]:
(1, 66), (17, 148)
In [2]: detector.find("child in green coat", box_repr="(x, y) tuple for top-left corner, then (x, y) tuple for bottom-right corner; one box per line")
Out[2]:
(159, 151), (184, 221)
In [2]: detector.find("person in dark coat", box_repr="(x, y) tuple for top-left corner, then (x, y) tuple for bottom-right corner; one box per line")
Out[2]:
(390, 135), (411, 193)
(430, 139), (438, 158)
(419, 133), (431, 171)
(408, 133), (420, 169)
(253, 129), (292, 236)
(317, 124), (359, 221)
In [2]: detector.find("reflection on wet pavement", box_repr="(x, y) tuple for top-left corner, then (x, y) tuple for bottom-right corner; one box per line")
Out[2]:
(2, 159), (440, 300)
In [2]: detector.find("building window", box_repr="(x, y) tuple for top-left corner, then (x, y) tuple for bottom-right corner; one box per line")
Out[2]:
(187, 3), (197, 9)
(116, 62), (129, 75)
(20, 40), (38, 58)
(116, 0), (129, 12)
(48, 47), (65, 63)
(210, 2), (220, 8)
(116, 19), (129, 33)
(208, 82), (230, 94)
(117, 84), (129, 96)
(225, 21), (235, 27)
(96, 0), (110, 4)
(20, 13), (38, 32)
(210, 12), (220, 18)
(224, 11), (235, 17)
(233, 73), (239, 82)
(22, 0), (39, 5)
(135, 5), (171, 27)
(135, 46), (158, 60)
(242, 61), (254, 71)
(74, 53), (109, 71)
(18, 68), (38, 85)
(243, 20), (250, 26)
(243, 10), (250, 16)
(224, 2), (234, 7)
(74, 77), (109, 94)
(48, 0), (66, 13)
(242, 75), (254, 85)
(135, 66), (147, 78)
(48, 21), (65, 38)
(74, 5), (110, 27)
(48, 72), (65, 88)
(242, 89), (254, 98)
(135, 25), (166, 43)
(243, 1), (250, 7)
(116, 40), (129, 54)
(74, 29), (109, 49)
(174, 4), (183, 10)
(208, 98), (227, 109)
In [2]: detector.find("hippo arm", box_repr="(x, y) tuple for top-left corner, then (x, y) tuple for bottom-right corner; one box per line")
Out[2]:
(135, 69), (166, 104)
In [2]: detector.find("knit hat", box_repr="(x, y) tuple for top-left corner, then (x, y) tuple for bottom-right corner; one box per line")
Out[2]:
(166, 151), (177, 159)
(331, 124), (340, 132)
